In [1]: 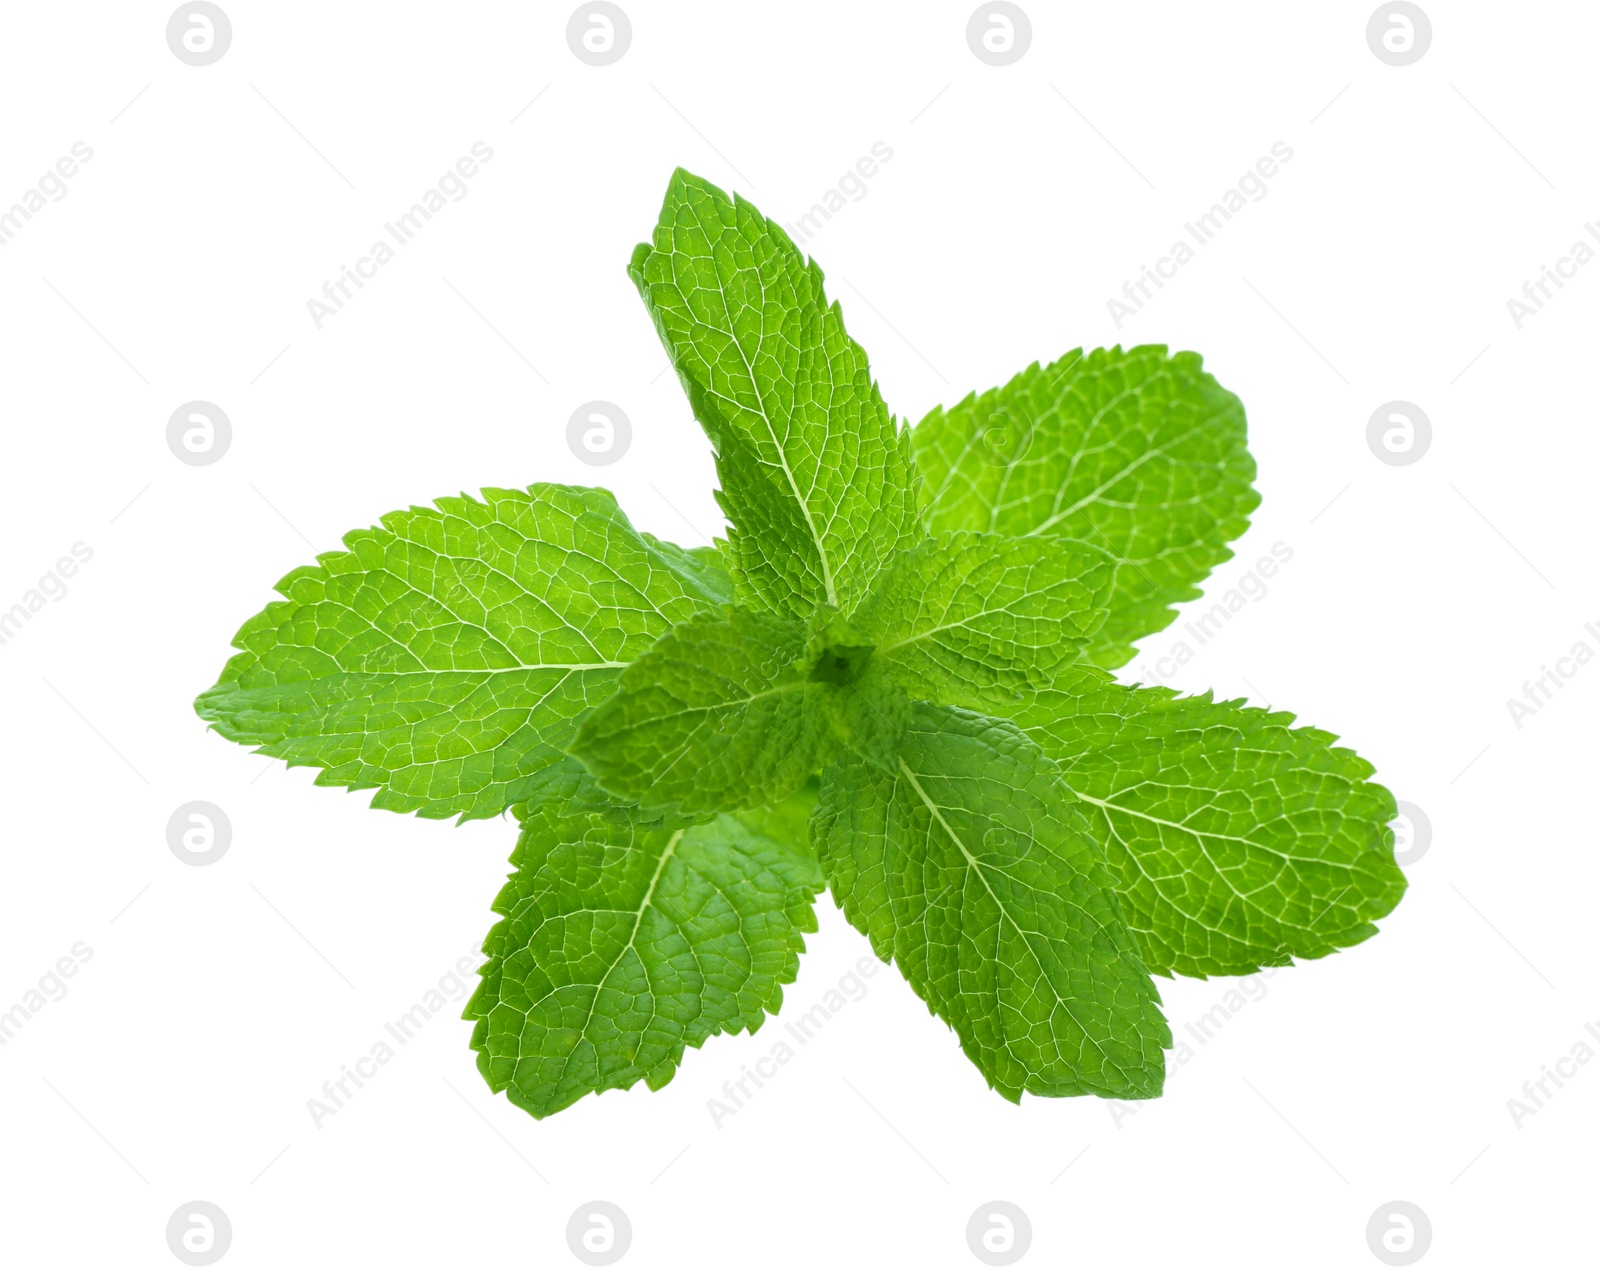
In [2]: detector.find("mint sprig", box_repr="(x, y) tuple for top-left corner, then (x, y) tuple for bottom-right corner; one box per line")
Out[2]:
(197, 167), (1405, 1118)
(466, 794), (822, 1118)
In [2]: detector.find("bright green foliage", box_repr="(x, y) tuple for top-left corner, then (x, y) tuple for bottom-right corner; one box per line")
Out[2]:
(1013, 669), (1407, 978)
(852, 531), (1117, 710)
(815, 704), (1170, 1101)
(911, 346), (1260, 668)
(630, 168), (922, 619)
(467, 796), (823, 1118)
(572, 607), (824, 815)
(196, 168), (1404, 1122)
(195, 484), (728, 821)
(572, 606), (912, 814)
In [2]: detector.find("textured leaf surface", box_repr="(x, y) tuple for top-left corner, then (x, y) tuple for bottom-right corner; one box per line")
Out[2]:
(854, 531), (1117, 709)
(630, 168), (922, 619)
(195, 485), (726, 821)
(571, 607), (828, 815)
(467, 800), (823, 1118)
(573, 607), (910, 814)
(912, 346), (1258, 667)
(814, 703), (1169, 1101)
(645, 537), (737, 606)
(1012, 669), (1406, 978)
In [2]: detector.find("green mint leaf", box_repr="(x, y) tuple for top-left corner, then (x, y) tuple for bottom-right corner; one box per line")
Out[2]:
(819, 662), (913, 775)
(1013, 669), (1406, 977)
(813, 702), (1170, 1101)
(642, 536), (736, 606)
(571, 607), (825, 814)
(736, 777), (821, 843)
(853, 531), (1117, 710)
(192, 166), (1406, 1121)
(194, 484), (726, 822)
(467, 799), (822, 1118)
(571, 607), (909, 814)
(629, 167), (922, 619)
(911, 346), (1259, 668)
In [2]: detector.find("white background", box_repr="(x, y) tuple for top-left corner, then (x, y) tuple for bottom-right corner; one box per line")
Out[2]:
(1, 2), (1595, 1265)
